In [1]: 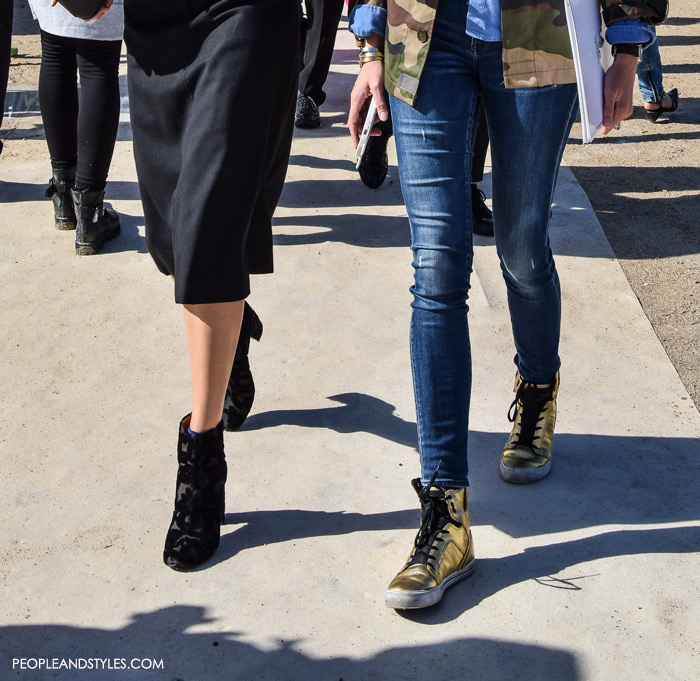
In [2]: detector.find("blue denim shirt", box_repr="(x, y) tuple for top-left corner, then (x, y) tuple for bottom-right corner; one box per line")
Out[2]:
(349, 2), (654, 47)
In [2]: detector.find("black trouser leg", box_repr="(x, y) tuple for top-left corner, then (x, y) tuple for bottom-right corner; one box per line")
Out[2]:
(471, 98), (489, 184)
(298, 0), (344, 106)
(38, 30), (122, 190)
(0, 0), (13, 154)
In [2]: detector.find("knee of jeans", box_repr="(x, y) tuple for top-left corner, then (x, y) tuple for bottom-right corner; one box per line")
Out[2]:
(500, 251), (556, 294)
(411, 247), (471, 309)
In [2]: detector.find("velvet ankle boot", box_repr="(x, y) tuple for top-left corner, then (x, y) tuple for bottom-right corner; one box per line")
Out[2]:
(163, 415), (227, 571)
(222, 302), (263, 431)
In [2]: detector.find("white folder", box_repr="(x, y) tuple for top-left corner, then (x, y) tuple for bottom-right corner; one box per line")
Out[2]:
(565, 0), (614, 143)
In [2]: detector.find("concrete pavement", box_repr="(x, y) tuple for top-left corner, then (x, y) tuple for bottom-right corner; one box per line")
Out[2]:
(1, 19), (699, 681)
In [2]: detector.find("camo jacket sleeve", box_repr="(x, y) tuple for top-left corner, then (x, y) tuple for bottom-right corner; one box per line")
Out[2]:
(502, 0), (668, 89)
(350, 0), (668, 104)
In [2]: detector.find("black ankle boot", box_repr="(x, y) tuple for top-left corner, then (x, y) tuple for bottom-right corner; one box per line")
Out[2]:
(44, 167), (76, 230)
(222, 302), (263, 431)
(163, 415), (227, 571)
(72, 187), (121, 255)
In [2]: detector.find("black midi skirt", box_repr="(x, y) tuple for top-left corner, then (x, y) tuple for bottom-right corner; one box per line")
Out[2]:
(125, 0), (300, 304)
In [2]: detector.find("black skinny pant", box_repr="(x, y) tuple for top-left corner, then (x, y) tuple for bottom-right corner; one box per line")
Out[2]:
(39, 30), (122, 190)
(471, 98), (489, 184)
(298, 0), (344, 106)
(0, 0), (13, 155)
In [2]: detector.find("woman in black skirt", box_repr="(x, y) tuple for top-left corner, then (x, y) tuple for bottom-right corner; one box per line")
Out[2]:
(96, 0), (299, 570)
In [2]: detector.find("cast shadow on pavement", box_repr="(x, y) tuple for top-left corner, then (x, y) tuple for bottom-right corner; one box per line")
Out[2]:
(98, 210), (147, 255)
(242, 393), (417, 449)
(566, 165), (700, 259)
(288, 153), (358, 172)
(0, 607), (582, 681)
(214, 387), (699, 620)
(0, 179), (141, 203)
(278, 177), (404, 209)
(400, 523), (700, 624)
(240, 392), (700, 530)
(273, 213), (409, 249)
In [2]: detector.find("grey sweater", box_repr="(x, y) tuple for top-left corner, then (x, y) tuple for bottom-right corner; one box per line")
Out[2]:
(28, 0), (124, 41)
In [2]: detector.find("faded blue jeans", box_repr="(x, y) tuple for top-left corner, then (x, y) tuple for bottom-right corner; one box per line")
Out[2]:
(637, 28), (664, 103)
(390, 0), (578, 488)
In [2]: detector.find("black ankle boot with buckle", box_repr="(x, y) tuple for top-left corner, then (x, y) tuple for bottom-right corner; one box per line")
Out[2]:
(72, 187), (121, 256)
(163, 415), (228, 571)
(45, 166), (76, 231)
(222, 302), (263, 432)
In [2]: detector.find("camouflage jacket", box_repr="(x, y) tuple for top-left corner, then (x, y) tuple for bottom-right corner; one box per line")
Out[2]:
(350, 0), (668, 105)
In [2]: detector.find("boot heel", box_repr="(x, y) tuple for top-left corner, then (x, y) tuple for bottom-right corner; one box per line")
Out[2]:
(246, 303), (263, 342)
(222, 303), (263, 431)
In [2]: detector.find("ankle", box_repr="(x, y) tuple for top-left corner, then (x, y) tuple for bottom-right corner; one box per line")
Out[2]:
(189, 414), (224, 433)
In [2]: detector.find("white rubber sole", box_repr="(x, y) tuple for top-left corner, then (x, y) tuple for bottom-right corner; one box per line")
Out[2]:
(384, 559), (476, 610)
(499, 458), (551, 484)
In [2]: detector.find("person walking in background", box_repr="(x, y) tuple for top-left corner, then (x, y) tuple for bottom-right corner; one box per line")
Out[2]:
(295, 0), (345, 128)
(355, 91), (494, 241)
(470, 99), (493, 237)
(0, 0), (13, 157)
(348, 0), (667, 610)
(637, 26), (678, 122)
(31, 0), (123, 254)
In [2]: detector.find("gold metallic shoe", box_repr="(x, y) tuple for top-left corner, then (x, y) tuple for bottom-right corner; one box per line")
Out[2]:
(500, 371), (559, 484)
(385, 479), (475, 610)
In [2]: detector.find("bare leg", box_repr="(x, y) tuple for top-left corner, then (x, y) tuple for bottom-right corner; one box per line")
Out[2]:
(183, 301), (244, 432)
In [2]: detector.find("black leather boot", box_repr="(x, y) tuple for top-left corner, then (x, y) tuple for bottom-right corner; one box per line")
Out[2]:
(222, 302), (263, 431)
(163, 415), (227, 571)
(44, 166), (76, 230)
(71, 187), (121, 255)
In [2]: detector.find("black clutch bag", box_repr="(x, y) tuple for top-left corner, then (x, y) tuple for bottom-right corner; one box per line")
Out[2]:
(56, 0), (105, 20)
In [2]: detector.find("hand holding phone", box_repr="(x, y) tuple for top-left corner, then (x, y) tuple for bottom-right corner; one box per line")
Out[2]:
(355, 97), (378, 170)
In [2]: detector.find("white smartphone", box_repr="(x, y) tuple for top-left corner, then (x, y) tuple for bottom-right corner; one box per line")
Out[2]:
(355, 97), (378, 169)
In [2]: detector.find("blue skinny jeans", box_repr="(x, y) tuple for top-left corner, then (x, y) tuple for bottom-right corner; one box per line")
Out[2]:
(390, 0), (578, 488)
(636, 28), (665, 103)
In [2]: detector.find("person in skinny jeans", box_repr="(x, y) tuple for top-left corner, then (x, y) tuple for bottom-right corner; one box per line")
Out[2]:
(636, 26), (678, 122)
(30, 0), (122, 254)
(348, 0), (667, 610)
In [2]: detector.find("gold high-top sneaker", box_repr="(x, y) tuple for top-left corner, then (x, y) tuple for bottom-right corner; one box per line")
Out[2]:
(500, 371), (559, 484)
(385, 479), (475, 610)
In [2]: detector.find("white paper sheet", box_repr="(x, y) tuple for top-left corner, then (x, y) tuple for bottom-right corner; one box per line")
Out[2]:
(565, 0), (613, 143)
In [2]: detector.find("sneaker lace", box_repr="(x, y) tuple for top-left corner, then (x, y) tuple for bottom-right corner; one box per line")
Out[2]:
(471, 186), (492, 221)
(408, 468), (454, 568)
(299, 95), (318, 114)
(472, 186), (487, 204)
(507, 381), (552, 450)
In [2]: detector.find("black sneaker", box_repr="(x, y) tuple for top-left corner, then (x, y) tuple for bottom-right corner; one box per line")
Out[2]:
(295, 94), (320, 129)
(472, 184), (494, 236)
(358, 133), (389, 189)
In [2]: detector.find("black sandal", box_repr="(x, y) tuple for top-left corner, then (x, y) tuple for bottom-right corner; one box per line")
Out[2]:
(645, 88), (679, 123)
